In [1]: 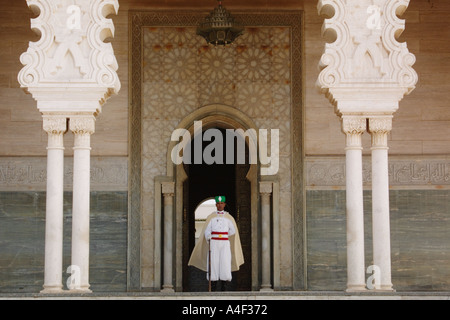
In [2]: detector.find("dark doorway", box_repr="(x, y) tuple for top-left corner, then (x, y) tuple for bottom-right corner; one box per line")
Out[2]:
(182, 127), (252, 292)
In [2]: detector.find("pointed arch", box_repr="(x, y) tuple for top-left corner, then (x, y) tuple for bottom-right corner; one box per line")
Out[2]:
(166, 104), (259, 177)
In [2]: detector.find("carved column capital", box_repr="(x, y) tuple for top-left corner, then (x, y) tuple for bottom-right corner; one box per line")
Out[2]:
(368, 117), (393, 133)
(341, 116), (366, 150)
(342, 116), (366, 135)
(43, 115), (67, 149)
(69, 116), (96, 135)
(43, 116), (67, 134)
(369, 116), (392, 149)
(69, 116), (96, 150)
(259, 181), (273, 195)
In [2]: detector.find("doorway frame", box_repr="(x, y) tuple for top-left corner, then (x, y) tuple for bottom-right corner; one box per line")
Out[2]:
(167, 105), (261, 291)
(128, 10), (304, 291)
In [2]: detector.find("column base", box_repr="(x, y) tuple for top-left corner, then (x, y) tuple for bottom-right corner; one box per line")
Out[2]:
(161, 285), (175, 293)
(371, 285), (395, 292)
(260, 286), (273, 292)
(346, 284), (367, 292)
(68, 287), (92, 294)
(40, 285), (64, 294)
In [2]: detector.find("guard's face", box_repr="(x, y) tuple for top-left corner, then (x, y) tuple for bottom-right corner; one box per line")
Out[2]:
(216, 202), (226, 211)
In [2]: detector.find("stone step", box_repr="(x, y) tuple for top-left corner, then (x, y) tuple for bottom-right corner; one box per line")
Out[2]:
(1, 291), (449, 300)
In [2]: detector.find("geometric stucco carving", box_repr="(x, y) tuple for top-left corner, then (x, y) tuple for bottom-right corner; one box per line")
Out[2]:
(317, 0), (418, 116)
(18, 0), (120, 115)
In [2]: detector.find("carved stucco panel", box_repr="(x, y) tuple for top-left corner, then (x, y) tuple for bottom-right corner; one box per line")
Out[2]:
(142, 26), (293, 182)
(306, 157), (450, 188)
(19, 0), (120, 92)
(0, 157), (127, 191)
(317, 0), (418, 116)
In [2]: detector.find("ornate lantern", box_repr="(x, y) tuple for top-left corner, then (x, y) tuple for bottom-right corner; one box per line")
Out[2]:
(197, 0), (244, 46)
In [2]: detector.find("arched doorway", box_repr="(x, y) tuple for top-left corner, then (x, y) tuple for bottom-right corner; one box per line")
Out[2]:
(181, 127), (252, 292)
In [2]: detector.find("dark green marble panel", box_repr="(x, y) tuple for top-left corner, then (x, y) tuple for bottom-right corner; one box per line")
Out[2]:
(390, 190), (450, 291)
(306, 190), (450, 291)
(2, 189), (449, 292)
(0, 191), (127, 293)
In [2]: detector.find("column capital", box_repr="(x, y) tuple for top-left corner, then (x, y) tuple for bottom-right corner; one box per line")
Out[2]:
(43, 115), (67, 135)
(161, 181), (175, 196)
(259, 181), (273, 195)
(43, 115), (67, 149)
(369, 116), (392, 149)
(368, 116), (393, 134)
(70, 116), (95, 150)
(342, 116), (366, 150)
(69, 116), (96, 135)
(341, 116), (366, 135)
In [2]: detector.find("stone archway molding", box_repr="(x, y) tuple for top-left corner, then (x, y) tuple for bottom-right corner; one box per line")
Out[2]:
(154, 104), (280, 292)
(165, 104), (259, 177)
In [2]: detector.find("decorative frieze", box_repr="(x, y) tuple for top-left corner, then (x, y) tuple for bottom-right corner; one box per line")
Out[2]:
(0, 157), (127, 191)
(306, 157), (450, 189)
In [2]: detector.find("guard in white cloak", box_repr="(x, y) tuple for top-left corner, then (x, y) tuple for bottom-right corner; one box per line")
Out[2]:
(188, 195), (244, 291)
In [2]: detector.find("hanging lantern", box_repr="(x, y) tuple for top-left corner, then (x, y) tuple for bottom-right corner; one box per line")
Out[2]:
(197, 0), (244, 46)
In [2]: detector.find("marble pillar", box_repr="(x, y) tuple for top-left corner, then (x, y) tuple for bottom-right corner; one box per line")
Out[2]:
(260, 181), (273, 291)
(369, 116), (394, 291)
(162, 182), (175, 292)
(41, 116), (67, 293)
(342, 116), (367, 292)
(69, 116), (95, 293)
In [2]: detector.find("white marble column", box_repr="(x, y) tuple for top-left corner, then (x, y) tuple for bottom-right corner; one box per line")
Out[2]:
(369, 116), (394, 291)
(69, 116), (95, 293)
(259, 182), (273, 291)
(316, 0), (418, 293)
(41, 116), (67, 293)
(342, 116), (367, 292)
(162, 182), (175, 292)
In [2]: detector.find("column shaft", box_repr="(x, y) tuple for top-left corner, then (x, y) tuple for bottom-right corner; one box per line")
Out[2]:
(369, 117), (394, 291)
(162, 182), (175, 292)
(342, 117), (366, 292)
(41, 117), (66, 293)
(69, 117), (95, 292)
(260, 191), (272, 291)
